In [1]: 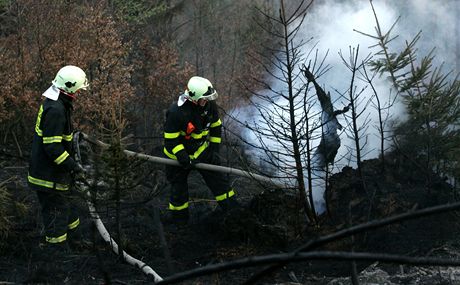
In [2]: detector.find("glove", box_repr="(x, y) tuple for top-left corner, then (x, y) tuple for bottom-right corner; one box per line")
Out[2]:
(176, 151), (195, 170)
(182, 159), (195, 170)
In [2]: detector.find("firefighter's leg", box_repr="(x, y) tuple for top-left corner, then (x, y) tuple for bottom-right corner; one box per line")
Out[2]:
(67, 209), (81, 245)
(67, 190), (80, 234)
(36, 190), (71, 256)
(165, 165), (190, 223)
(198, 168), (238, 212)
(66, 190), (90, 251)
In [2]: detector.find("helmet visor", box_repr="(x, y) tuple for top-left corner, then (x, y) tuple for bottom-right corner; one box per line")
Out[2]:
(80, 77), (89, 91)
(201, 87), (218, 101)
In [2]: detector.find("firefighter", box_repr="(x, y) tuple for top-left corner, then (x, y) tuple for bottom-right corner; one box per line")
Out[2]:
(163, 76), (238, 224)
(28, 65), (89, 256)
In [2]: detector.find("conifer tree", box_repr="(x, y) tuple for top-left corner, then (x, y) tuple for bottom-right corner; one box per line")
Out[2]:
(360, 1), (460, 182)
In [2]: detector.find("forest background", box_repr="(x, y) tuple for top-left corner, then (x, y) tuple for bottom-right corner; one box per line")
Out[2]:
(0, 0), (271, 153)
(1, 0), (460, 284)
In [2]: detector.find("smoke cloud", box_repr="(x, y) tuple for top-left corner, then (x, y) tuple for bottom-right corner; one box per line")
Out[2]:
(230, 0), (459, 213)
(302, 0), (459, 165)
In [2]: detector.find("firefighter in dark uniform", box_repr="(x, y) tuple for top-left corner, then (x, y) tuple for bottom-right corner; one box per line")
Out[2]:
(28, 65), (88, 254)
(163, 76), (238, 224)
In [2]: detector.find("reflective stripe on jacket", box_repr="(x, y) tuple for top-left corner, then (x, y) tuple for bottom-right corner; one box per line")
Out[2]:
(28, 94), (77, 191)
(163, 100), (222, 161)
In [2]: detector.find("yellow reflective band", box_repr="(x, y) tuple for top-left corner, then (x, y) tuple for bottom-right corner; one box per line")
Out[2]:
(164, 148), (177, 160)
(216, 189), (235, 201)
(190, 133), (203, 139)
(210, 119), (222, 128)
(28, 175), (69, 191)
(165, 142), (209, 160)
(209, 137), (221, 143)
(62, 133), (73, 141)
(68, 218), (80, 230)
(172, 144), (185, 154)
(43, 136), (63, 144)
(54, 151), (69, 165)
(46, 233), (67, 243)
(35, 105), (44, 136)
(191, 141), (209, 159)
(169, 202), (189, 211)
(164, 132), (180, 139)
(190, 130), (209, 139)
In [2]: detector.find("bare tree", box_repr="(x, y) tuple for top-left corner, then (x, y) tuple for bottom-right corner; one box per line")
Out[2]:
(360, 63), (396, 173)
(339, 46), (373, 181)
(225, 0), (324, 224)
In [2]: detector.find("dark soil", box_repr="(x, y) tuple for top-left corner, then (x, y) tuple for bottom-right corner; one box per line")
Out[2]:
(1, 147), (460, 284)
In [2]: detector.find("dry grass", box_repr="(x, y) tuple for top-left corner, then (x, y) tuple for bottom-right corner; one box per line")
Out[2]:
(0, 176), (29, 247)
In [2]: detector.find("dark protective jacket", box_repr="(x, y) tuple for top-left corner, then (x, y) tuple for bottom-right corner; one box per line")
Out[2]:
(163, 99), (222, 163)
(28, 94), (78, 191)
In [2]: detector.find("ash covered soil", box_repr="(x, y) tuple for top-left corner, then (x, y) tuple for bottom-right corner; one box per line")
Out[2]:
(1, 149), (460, 285)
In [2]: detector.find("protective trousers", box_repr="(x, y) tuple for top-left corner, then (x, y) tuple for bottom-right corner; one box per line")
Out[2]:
(36, 189), (80, 246)
(165, 150), (236, 222)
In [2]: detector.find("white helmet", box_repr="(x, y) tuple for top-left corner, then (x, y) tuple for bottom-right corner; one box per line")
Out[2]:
(52, 65), (89, 94)
(184, 76), (218, 102)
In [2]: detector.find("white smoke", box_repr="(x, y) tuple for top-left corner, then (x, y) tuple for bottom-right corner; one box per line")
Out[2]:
(303, 0), (400, 167)
(304, 0), (458, 166)
(230, 0), (459, 214)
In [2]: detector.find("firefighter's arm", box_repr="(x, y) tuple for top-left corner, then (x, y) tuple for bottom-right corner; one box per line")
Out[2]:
(208, 103), (222, 151)
(41, 108), (78, 172)
(163, 114), (191, 167)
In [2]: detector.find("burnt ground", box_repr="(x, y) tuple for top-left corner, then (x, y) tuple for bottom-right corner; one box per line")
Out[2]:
(1, 147), (460, 285)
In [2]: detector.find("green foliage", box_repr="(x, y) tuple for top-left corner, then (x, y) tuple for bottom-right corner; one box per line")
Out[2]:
(111, 0), (167, 24)
(365, 3), (460, 180)
(369, 32), (422, 87)
(0, 0), (10, 8)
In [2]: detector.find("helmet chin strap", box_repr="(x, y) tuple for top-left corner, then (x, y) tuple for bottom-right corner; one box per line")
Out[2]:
(59, 89), (78, 100)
